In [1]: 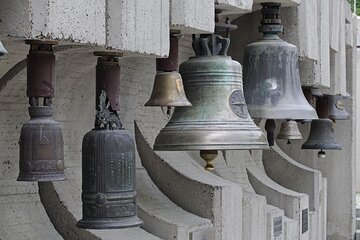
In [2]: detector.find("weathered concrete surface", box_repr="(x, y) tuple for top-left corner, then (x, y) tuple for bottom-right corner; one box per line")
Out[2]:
(170, 0), (214, 34)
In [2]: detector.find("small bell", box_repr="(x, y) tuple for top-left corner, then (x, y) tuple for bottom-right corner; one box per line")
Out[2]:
(145, 34), (192, 108)
(301, 119), (341, 151)
(324, 94), (349, 120)
(243, 3), (317, 120)
(17, 39), (65, 182)
(277, 120), (302, 141)
(77, 52), (142, 229)
(0, 41), (8, 56)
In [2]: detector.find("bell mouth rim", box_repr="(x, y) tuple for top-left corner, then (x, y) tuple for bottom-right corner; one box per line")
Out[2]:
(17, 173), (65, 182)
(301, 145), (342, 150)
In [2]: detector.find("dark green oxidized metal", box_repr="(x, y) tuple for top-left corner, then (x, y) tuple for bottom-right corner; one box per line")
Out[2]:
(18, 39), (65, 182)
(77, 52), (142, 229)
(243, 3), (317, 120)
(154, 34), (268, 151)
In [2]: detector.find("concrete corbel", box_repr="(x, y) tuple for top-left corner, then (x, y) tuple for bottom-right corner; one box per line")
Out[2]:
(262, 144), (327, 240)
(135, 122), (242, 240)
(247, 165), (310, 240)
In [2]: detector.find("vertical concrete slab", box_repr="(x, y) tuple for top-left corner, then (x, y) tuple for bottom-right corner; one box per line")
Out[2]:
(317, 0), (331, 88)
(107, 0), (170, 57)
(329, 0), (340, 51)
(170, 0), (214, 34)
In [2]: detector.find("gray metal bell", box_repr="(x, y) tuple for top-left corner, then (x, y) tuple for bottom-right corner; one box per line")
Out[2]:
(243, 3), (317, 120)
(324, 94), (349, 120)
(277, 120), (302, 140)
(301, 119), (341, 151)
(0, 41), (7, 56)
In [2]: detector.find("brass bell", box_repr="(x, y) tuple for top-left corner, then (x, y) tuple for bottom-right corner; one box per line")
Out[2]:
(18, 39), (65, 182)
(145, 34), (192, 108)
(301, 119), (341, 156)
(277, 120), (302, 141)
(0, 41), (7, 56)
(243, 3), (317, 120)
(77, 52), (143, 229)
(154, 28), (269, 169)
(324, 94), (349, 120)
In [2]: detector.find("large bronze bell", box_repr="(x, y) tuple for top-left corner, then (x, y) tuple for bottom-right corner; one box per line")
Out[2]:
(154, 29), (269, 169)
(243, 3), (317, 120)
(77, 52), (142, 229)
(0, 41), (7, 56)
(18, 40), (65, 182)
(277, 120), (302, 141)
(145, 34), (192, 108)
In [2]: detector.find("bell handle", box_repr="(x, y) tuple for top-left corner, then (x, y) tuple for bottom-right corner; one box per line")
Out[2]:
(216, 35), (230, 56)
(192, 36), (212, 56)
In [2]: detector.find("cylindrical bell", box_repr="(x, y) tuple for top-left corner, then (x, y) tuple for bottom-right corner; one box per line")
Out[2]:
(0, 41), (8, 56)
(145, 72), (191, 107)
(324, 94), (349, 120)
(301, 119), (341, 150)
(18, 39), (65, 182)
(243, 3), (317, 120)
(277, 120), (302, 140)
(154, 34), (268, 151)
(17, 107), (65, 181)
(145, 35), (192, 107)
(77, 52), (142, 229)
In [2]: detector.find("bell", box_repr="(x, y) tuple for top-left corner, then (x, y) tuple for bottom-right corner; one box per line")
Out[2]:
(154, 27), (269, 169)
(77, 52), (143, 229)
(0, 41), (7, 56)
(301, 119), (341, 151)
(18, 39), (65, 182)
(277, 120), (302, 141)
(243, 3), (317, 120)
(145, 34), (191, 108)
(324, 94), (349, 120)
(18, 106), (65, 181)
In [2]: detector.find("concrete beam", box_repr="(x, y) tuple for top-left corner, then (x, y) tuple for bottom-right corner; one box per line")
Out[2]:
(170, 0), (214, 34)
(253, 0), (300, 8)
(215, 0), (253, 14)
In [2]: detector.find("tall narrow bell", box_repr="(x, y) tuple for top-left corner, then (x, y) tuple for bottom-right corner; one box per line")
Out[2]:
(301, 119), (341, 150)
(154, 32), (268, 153)
(145, 35), (191, 107)
(0, 41), (7, 56)
(277, 120), (302, 140)
(243, 3), (317, 120)
(18, 39), (65, 182)
(77, 52), (142, 229)
(323, 94), (349, 120)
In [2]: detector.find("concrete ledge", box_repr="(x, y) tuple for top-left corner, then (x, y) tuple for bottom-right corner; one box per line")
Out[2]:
(247, 165), (309, 240)
(135, 122), (242, 240)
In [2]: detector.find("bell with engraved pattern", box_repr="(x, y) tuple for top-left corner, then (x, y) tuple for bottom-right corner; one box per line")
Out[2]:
(77, 52), (142, 229)
(243, 3), (317, 120)
(17, 40), (65, 182)
(145, 35), (191, 108)
(319, 94), (349, 121)
(153, 33), (268, 170)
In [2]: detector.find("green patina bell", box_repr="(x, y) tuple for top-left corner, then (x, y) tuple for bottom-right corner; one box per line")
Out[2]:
(154, 32), (268, 169)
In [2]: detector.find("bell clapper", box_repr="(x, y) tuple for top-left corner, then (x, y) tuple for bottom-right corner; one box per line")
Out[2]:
(200, 150), (218, 171)
(318, 149), (326, 158)
(265, 119), (276, 146)
(161, 106), (173, 119)
(287, 139), (291, 145)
